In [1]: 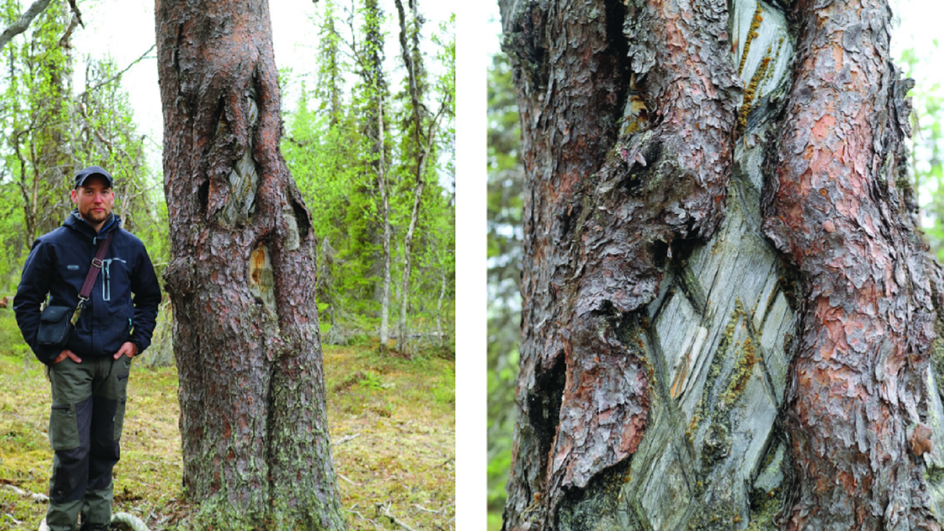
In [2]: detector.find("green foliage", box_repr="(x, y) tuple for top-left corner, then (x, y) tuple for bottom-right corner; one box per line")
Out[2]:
(282, 2), (455, 354)
(487, 51), (524, 518)
(902, 43), (944, 259)
(0, 0), (167, 296)
(0, 307), (30, 357)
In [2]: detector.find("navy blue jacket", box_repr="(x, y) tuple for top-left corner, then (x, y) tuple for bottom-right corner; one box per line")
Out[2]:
(13, 211), (162, 365)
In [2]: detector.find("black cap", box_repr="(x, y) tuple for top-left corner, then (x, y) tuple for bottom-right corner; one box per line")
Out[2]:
(73, 166), (114, 189)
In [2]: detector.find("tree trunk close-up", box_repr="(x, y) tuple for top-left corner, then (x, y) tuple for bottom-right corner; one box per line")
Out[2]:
(500, 0), (944, 529)
(155, 1), (345, 528)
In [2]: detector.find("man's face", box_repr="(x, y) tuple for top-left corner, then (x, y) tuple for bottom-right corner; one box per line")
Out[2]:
(70, 175), (114, 226)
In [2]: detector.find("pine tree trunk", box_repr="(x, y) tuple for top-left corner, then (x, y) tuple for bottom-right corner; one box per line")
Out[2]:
(500, 0), (944, 529)
(762, 0), (940, 527)
(155, 1), (344, 528)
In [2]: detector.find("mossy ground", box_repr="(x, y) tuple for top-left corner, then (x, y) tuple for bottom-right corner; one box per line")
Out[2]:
(0, 308), (455, 530)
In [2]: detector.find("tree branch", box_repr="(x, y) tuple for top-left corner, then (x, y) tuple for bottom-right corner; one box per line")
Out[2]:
(77, 44), (156, 99)
(0, 0), (52, 51)
(59, 13), (81, 48)
(66, 0), (83, 27)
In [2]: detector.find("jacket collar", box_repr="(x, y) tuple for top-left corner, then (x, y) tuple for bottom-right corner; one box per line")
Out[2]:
(64, 209), (121, 240)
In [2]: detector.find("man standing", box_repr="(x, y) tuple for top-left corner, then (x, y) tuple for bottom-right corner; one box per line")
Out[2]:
(13, 166), (161, 531)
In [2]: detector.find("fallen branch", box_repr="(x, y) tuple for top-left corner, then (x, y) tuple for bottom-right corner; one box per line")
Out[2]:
(348, 508), (378, 527)
(379, 503), (418, 531)
(2, 483), (48, 502)
(4, 513), (22, 525)
(422, 457), (454, 472)
(337, 473), (362, 486)
(411, 504), (441, 514)
(333, 433), (360, 446)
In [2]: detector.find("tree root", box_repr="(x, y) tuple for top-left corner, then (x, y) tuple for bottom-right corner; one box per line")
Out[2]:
(111, 512), (150, 531)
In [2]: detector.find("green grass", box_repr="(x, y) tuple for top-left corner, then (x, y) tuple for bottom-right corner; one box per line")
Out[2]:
(0, 309), (455, 530)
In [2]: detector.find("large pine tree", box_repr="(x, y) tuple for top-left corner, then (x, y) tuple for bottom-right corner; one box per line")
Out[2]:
(155, 0), (344, 528)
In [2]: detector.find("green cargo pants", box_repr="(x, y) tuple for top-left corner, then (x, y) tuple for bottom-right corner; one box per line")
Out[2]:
(45, 355), (131, 531)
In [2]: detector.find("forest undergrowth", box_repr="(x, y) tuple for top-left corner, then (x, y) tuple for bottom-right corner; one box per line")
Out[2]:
(0, 308), (455, 530)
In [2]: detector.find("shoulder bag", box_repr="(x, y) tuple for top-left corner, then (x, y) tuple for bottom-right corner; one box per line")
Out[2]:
(37, 232), (115, 347)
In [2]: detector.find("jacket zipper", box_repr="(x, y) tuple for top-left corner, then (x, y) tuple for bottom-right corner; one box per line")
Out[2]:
(103, 260), (111, 301)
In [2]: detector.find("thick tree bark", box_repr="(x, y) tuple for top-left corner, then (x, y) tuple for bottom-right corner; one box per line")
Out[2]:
(155, 1), (344, 528)
(762, 0), (940, 528)
(500, 0), (739, 527)
(501, 0), (944, 529)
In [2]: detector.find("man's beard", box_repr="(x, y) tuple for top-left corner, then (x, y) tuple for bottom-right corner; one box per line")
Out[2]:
(82, 208), (110, 223)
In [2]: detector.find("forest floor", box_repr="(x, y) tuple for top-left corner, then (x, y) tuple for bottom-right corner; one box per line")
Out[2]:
(0, 308), (455, 530)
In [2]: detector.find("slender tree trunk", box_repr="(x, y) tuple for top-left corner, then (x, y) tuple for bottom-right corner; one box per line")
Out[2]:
(378, 99), (393, 352)
(155, 1), (344, 528)
(437, 263), (446, 348)
(393, 0), (437, 354)
(397, 179), (423, 354)
(500, 0), (944, 529)
(359, 0), (392, 352)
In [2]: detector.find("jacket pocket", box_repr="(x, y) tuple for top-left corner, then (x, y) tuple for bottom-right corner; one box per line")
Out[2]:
(49, 404), (79, 451)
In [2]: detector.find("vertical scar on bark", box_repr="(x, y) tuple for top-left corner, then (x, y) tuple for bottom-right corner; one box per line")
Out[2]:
(534, 0), (741, 525)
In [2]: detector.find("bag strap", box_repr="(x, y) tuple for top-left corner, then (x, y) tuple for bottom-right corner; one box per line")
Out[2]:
(70, 231), (115, 326)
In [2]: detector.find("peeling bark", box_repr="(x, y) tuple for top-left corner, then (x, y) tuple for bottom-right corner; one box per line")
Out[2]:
(503, 0), (944, 529)
(761, 0), (940, 528)
(155, 1), (344, 528)
(500, 0), (739, 527)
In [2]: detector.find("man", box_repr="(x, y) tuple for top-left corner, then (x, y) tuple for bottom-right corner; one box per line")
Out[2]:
(13, 166), (161, 531)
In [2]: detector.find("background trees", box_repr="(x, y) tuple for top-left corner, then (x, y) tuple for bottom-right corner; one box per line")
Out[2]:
(0, 0), (456, 355)
(281, 0), (455, 356)
(0, 0), (165, 293)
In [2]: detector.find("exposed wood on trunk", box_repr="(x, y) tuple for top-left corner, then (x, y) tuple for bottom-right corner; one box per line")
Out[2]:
(500, 0), (740, 527)
(155, 0), (344, 527)
(761, 0), (941, 528)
